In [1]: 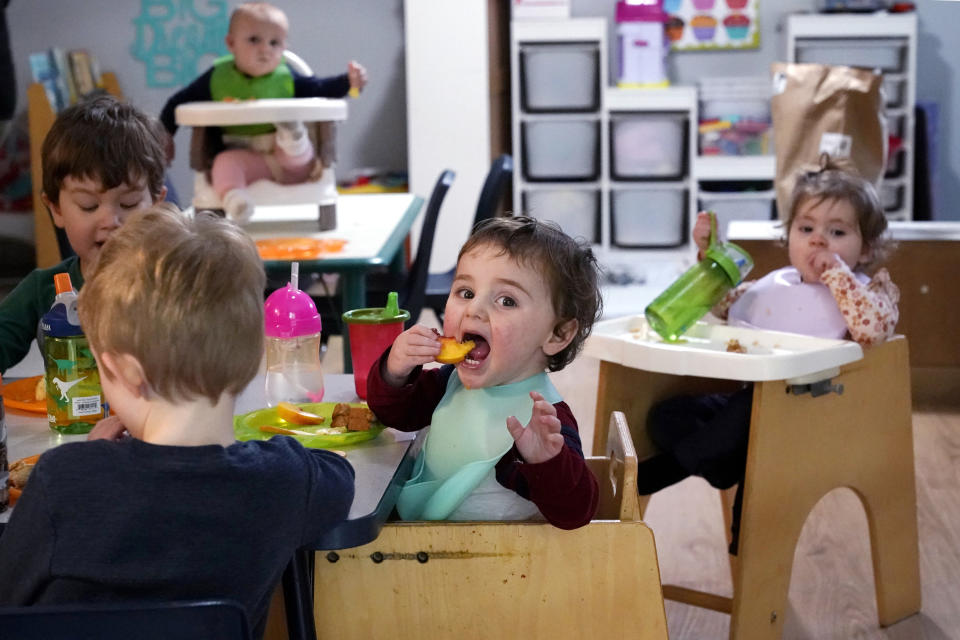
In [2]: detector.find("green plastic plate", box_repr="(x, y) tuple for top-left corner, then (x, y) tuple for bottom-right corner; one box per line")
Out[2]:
(234, 402), (383, 448)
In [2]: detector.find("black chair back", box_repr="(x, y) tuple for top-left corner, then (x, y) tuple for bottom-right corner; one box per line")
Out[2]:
(0, 599), (251, 640)
(424, 155), (512, 321)
(472, 153), (513, 230)
(400, 169), (455, 325)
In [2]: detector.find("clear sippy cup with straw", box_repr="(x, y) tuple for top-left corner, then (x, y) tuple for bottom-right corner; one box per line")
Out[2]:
(645, 212), (754, 342)
(263, 262), (325, 406)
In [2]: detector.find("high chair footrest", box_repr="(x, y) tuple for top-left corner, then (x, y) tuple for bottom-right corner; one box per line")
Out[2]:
(661, 584), (733, 614)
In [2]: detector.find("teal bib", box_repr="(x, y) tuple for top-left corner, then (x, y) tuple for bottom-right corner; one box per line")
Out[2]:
(396, 371), (562, 521)
(210, 55), (294, 136)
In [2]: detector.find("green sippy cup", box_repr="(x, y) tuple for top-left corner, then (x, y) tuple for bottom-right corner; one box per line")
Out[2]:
(645, 212), (753, 342)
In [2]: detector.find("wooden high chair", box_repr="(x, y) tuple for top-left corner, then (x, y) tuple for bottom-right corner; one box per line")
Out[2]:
(311, 411), (669, 640)
(589, 326), (921, 639)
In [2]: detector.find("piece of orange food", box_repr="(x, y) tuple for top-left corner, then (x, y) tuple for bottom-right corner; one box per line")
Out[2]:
(436, 336), (476, 364)
(7, 454), (41, 507)
(275, 402), (326, 425)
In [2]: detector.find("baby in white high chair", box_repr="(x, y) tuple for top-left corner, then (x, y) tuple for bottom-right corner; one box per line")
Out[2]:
(159, 2), (367, 222)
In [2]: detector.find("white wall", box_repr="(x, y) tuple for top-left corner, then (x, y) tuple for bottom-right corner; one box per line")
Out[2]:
(5, 0), (407, 205)
(913, 0), (960, 220)
(404, 0), (491, 273)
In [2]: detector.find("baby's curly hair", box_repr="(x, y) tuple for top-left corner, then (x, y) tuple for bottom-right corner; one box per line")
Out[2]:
(458, 216), (602, 372)
(787, 158), (893, 272)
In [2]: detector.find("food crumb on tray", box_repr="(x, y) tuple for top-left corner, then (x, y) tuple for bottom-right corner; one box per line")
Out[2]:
(726, 338), (747, 354)
(331, 403), (377, 431)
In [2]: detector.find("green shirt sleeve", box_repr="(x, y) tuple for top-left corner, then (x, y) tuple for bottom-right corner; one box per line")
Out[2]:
(0, 256), (83, 373)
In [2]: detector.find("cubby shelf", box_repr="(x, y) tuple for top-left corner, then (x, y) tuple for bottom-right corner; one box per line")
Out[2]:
(511, 18), (700, 277)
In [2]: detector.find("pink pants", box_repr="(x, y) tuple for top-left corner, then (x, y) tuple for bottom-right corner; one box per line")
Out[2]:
(210, 144), (315, 198)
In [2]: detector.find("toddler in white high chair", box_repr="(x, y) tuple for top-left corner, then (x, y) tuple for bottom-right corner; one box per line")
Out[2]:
(638, 159), (900, 554)
(159, 2), (367, 222)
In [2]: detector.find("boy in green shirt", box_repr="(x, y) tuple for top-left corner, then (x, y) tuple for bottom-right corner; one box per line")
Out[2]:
(0, 95), (167, 373)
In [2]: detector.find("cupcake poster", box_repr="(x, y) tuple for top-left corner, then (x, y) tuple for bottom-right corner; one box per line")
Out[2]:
(664, 0), (760, 51)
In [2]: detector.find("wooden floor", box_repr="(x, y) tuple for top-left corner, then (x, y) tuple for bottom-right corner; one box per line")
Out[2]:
(327, 321), (960, 640)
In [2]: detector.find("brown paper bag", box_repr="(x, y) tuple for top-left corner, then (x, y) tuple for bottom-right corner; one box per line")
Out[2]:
(770, 62), (886, 218)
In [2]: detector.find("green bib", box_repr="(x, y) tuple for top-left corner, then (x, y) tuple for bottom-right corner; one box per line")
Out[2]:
(209, 55), (294, 136)
(396, 370), (562, 521)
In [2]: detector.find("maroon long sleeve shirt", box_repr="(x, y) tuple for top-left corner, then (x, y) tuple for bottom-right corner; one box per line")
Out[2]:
(366, 353), (599, 529)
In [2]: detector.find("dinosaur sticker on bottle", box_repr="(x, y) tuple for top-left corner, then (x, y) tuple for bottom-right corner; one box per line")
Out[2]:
(41, 273), (104, 434)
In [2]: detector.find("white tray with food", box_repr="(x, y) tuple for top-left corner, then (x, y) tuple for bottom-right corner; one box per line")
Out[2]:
(583, 315), (863, 382)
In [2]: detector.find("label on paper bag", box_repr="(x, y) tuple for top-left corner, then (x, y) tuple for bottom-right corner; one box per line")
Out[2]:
(818, 132), (852, 159)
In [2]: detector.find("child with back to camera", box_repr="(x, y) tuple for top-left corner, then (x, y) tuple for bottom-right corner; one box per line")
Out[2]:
(367, 216), (603, 530)
(0, 94), (167, 373)
(159, 1), (368, 223)
(637, 160), (900, 553)
(0, 204), (355, 639)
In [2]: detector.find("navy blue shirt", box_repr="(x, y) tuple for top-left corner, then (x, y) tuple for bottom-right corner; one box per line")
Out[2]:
(0, 435), (355, 639)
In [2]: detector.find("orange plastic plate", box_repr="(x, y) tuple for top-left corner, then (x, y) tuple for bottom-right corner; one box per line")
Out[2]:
(256, 237), (347, 260)
(2, 375), (46, 414)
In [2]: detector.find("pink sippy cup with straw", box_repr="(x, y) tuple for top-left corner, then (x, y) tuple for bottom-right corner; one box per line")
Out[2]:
(263, 262), (325, 406)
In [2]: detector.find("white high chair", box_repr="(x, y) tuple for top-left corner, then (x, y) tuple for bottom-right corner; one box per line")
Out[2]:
(174, 51), (347, 229)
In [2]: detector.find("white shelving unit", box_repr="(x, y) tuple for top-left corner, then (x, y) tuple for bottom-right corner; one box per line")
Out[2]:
(695, 155), (775, 181)
(511, 18), (699, 277)
(511, 18), (608, 246)
(787, 12), (917, 221)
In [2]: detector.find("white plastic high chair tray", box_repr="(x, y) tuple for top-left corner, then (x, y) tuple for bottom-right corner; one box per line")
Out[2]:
(175, 98), (347, 127)
(584, 315), (864, 382)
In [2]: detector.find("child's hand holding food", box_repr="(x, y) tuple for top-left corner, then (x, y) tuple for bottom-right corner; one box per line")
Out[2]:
(436, 335), (475, 364)
(383, 324), (442, 387)
(347, 60), (368, 95)
(506, 391), (564, 465)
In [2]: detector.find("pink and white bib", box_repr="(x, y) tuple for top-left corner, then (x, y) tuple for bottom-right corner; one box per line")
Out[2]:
(727, 266), (867, 339)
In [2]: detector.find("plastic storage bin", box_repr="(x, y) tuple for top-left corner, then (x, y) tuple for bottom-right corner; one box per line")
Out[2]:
(886, 113), (905, 139)
(882, 75), (906, 108)
(522, 188), (600, 243)
(521, 119), (600, 181)
(610, 112), (687, 180)
(698, 188), (775, 242)
(879, 183), (903, 211)
(520, 43), (600, 113)
(816, 0), (889, 10)
(795, 38), (906, 72)
(610, 187), (687, 248)
(885, 147), (905, 178)
(698, 76), (772, 156)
